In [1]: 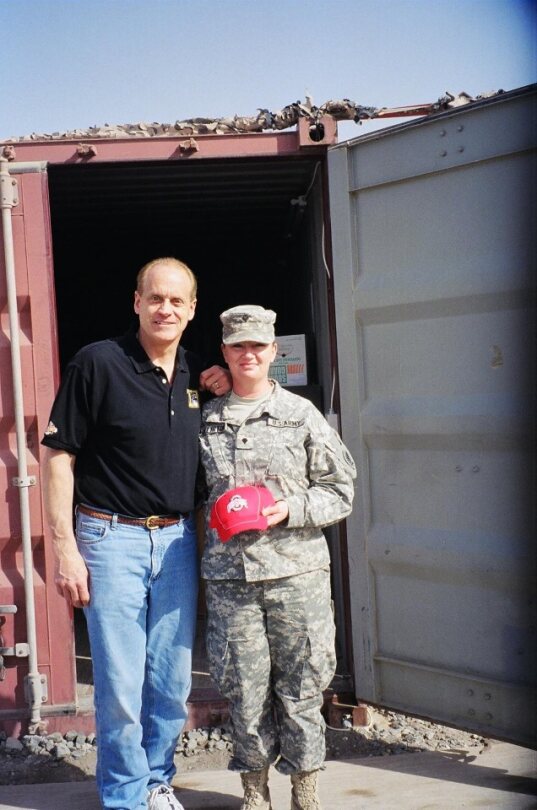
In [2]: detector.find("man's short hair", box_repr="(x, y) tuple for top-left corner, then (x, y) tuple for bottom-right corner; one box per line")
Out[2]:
(136, 257), (197, 300)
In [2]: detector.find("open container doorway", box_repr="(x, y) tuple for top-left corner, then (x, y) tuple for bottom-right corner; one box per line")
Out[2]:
(45, 151), (352, 718)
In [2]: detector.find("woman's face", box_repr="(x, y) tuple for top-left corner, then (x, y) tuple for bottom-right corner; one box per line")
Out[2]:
(221, 341), (277, 386)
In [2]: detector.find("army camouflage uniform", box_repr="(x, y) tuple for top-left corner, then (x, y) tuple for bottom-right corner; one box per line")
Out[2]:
(200, 381), (356, 775)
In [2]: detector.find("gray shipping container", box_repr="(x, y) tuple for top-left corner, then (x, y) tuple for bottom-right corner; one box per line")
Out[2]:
(329, 84), (536, 746)
(1, 84), (535, 744)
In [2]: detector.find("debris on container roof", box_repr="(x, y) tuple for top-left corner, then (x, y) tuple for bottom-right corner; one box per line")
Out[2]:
(1, 90), (503, 143)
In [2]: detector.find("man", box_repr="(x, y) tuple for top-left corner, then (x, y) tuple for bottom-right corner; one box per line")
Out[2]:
(42, 257), (229, 810)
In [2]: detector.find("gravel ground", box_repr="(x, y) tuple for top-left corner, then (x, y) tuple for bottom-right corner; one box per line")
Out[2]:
(0, 706), (488, 786)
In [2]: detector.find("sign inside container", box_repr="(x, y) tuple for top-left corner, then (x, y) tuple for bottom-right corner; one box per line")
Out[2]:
(269, 334), (308, 386)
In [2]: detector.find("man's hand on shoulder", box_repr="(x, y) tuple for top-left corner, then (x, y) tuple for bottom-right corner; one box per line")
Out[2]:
(200, 366), (232, 396)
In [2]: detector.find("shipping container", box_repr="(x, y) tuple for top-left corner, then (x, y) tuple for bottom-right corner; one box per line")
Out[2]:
(1, 84), (535, 746)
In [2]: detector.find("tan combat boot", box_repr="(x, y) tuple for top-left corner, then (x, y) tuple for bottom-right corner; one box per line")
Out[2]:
(290, 770), (322, 810)
(240, 766), (272, 810)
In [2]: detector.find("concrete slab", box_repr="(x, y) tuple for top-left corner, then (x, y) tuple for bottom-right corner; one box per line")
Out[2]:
(0, 741), (535, 809)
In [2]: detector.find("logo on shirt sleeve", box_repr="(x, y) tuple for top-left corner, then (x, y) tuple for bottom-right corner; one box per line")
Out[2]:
(187, 389), (200, 409)
(44, 421), (58, 436)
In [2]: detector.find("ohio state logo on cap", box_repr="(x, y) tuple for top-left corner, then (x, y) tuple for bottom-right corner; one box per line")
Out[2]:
(209, 485), (275, 542)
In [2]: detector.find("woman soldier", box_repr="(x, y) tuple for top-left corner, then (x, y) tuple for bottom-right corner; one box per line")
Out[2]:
(199, 305), (356, 810)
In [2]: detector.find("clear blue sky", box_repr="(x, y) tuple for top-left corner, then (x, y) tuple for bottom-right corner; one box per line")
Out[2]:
(1, 0), (535, 141)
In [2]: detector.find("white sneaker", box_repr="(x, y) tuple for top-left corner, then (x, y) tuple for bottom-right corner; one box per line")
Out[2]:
(147, 784), (185, 810)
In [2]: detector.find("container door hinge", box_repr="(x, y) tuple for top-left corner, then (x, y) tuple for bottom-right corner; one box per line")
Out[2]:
(0, 642), (30, 681)
(12, 475), (37, 488)
(0, 169), (19, 208)
(0, 642), (29, 658)
(0, 604), (37, 691)
(0, 604), (19, 680)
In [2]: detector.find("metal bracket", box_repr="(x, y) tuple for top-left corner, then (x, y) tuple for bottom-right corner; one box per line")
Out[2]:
(76, 143), (98, 158)
(0, 606), (25, 682)
(179, 137), (199, 154)
(2, 145), (16, 161)
(0, 171), (19, 208)
(11, 475), (37, 488)
(0, 643), (29, 658)
(24, 673), (48, 705)
(298, 115), (337, 147)
(327, 694), (371, 728)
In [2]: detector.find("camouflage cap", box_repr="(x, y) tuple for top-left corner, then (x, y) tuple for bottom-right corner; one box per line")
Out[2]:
(220, 305), (276, 345)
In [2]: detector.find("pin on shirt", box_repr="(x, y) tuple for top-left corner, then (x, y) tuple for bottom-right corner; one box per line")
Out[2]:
(187, 389), (200, 409)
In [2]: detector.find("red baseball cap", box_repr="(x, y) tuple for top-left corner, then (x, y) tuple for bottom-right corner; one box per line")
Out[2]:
(209, 485), (276, 542)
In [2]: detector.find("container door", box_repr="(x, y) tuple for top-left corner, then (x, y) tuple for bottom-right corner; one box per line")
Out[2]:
(327, 86), (536, 746)
(0, 163), (76, 731)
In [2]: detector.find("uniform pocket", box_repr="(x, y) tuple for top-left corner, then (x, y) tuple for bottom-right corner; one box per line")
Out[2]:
(266, 425), (307, 478)
(200, 430), (233, 478)
(272, 628), (336, 701)
(206, 631), (232, 693)
(207, 624), (268, 707)
(300, 633), (337, 698)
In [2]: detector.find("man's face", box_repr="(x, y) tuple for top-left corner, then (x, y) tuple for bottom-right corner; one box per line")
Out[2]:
(134, 263), (196, 349)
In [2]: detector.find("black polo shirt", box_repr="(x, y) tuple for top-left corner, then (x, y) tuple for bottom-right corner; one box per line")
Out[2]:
(41, 330), (204, 517)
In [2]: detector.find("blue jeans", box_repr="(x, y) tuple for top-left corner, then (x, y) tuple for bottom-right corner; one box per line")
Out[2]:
(76, 509), (199, 809)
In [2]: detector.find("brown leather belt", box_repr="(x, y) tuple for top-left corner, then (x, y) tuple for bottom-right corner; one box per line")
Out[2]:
(77, 504), (186, 530)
